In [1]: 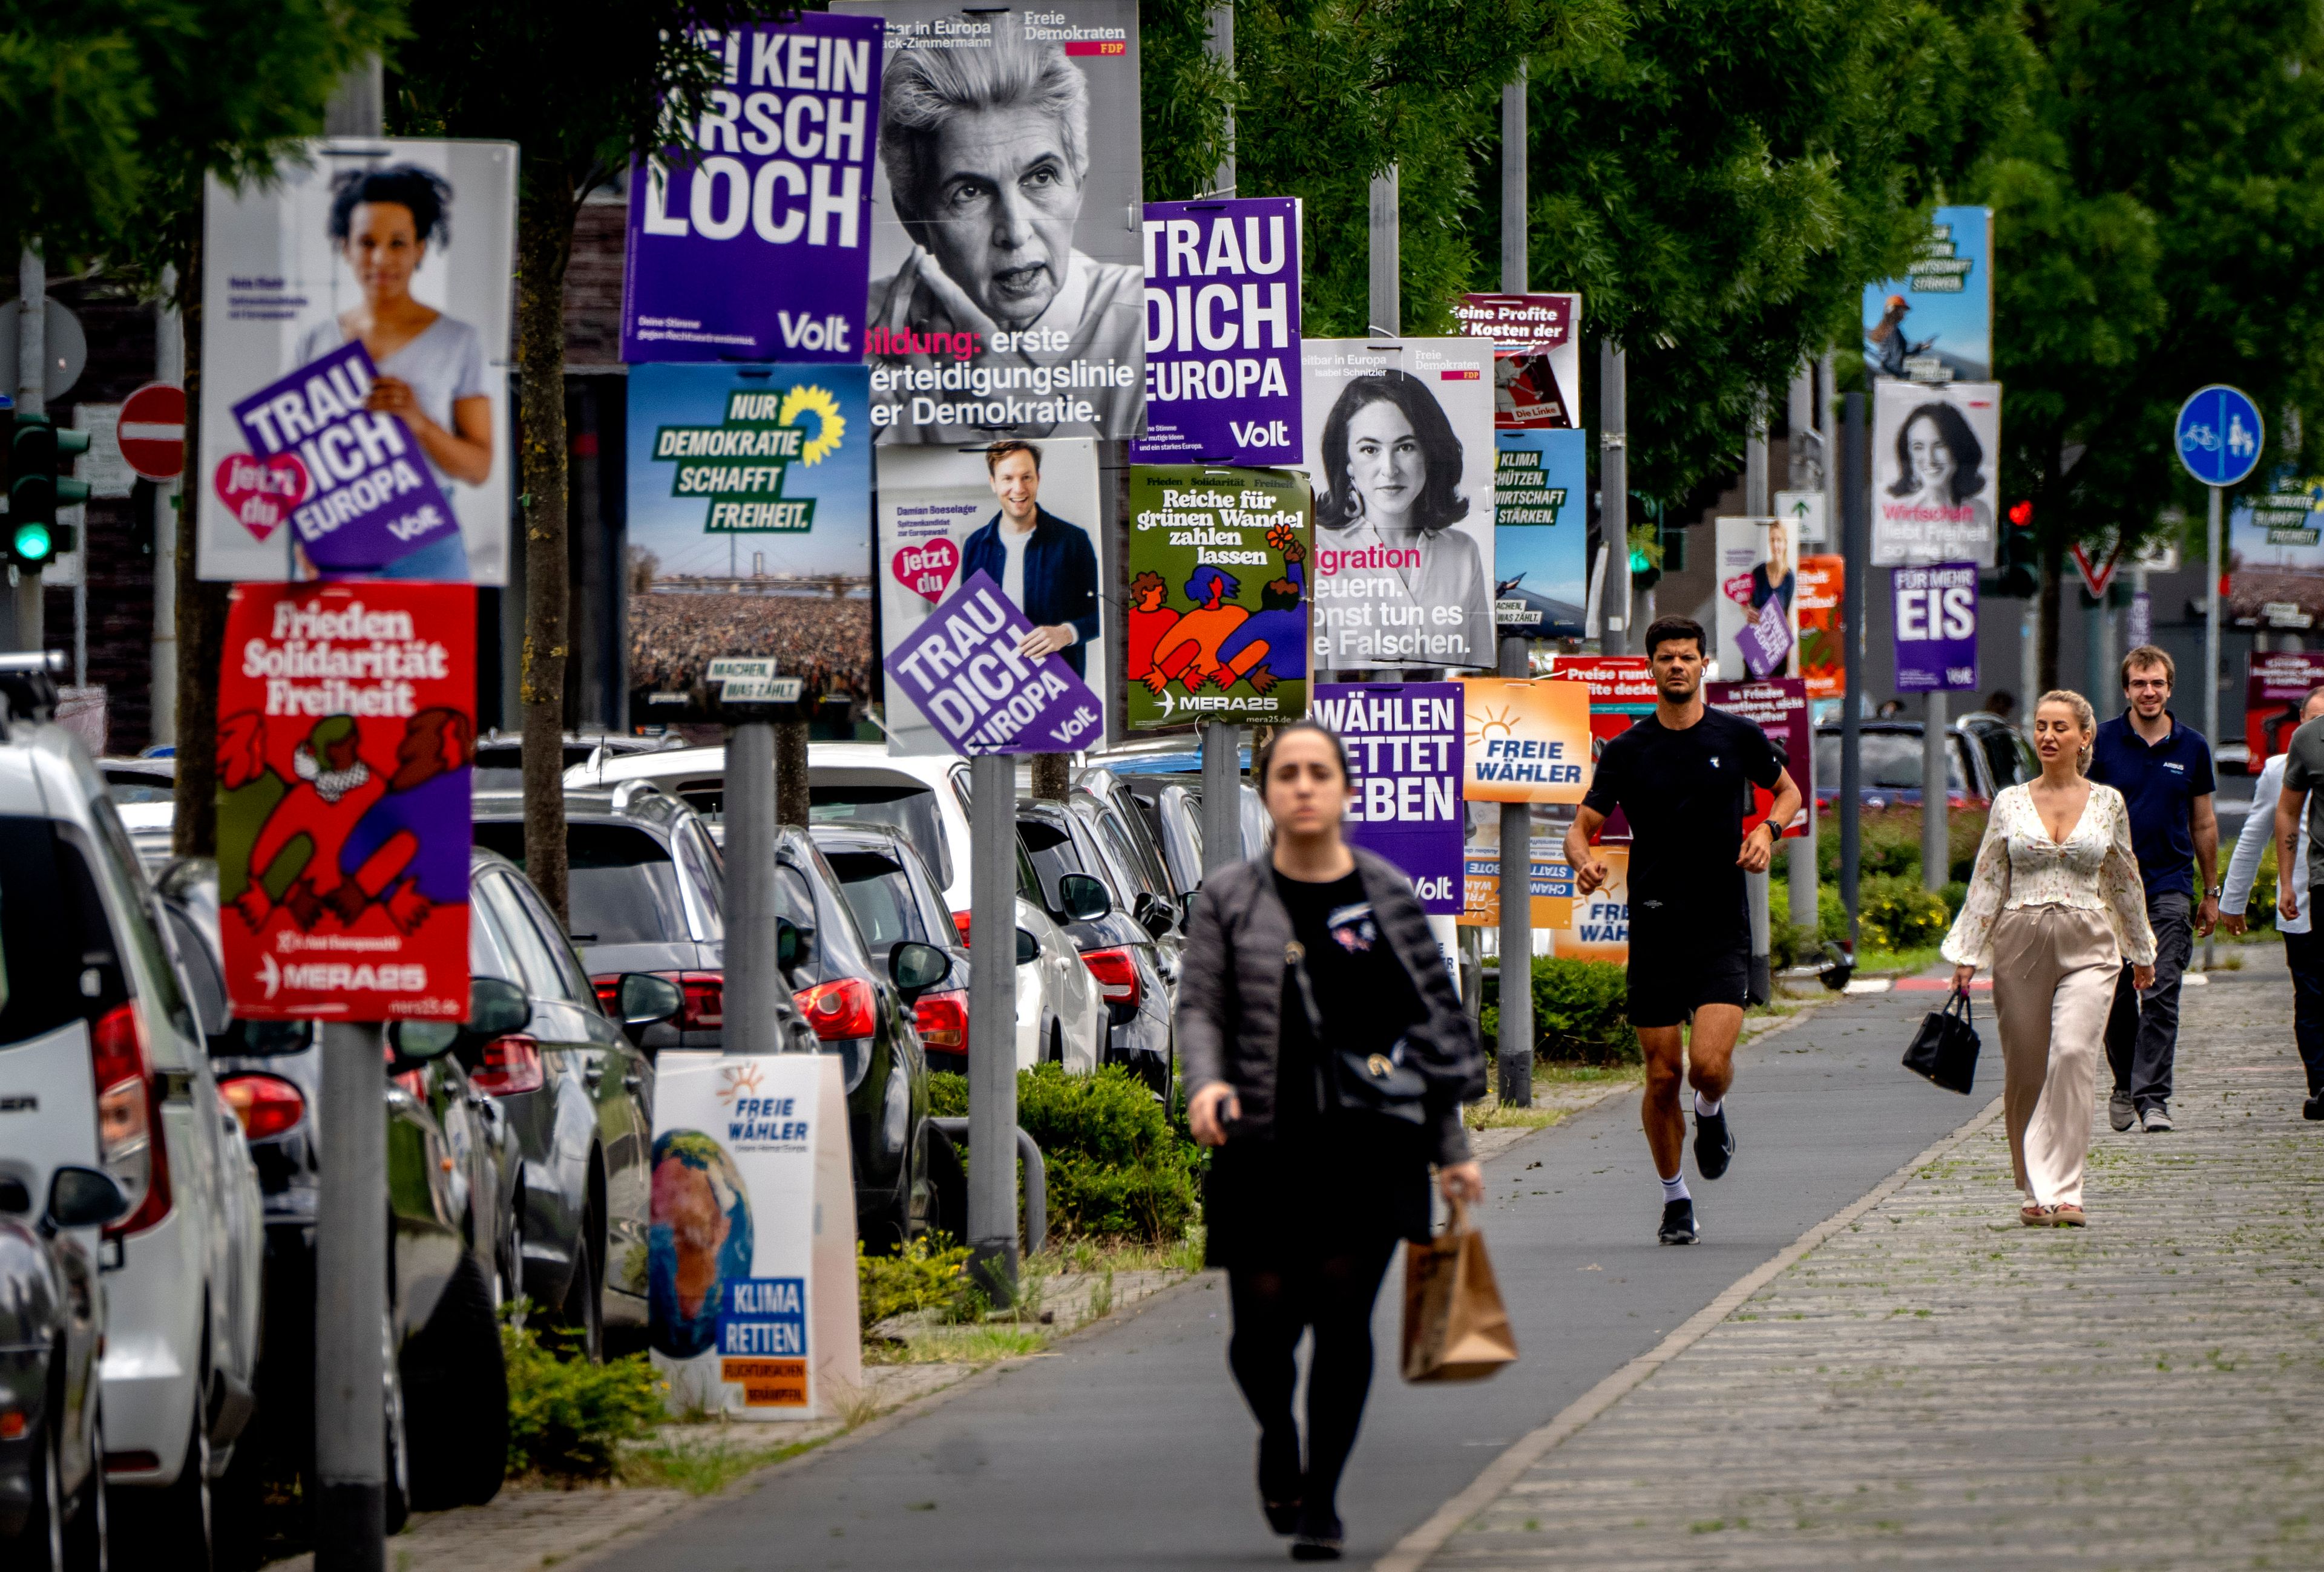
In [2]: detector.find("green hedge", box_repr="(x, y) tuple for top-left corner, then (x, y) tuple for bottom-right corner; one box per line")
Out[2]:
(926, 1066), (1203, 1243)
(502, 1326), (663, 1478)
(1775, 876), (1951, 957)
(1480, 956), (1636, 1064)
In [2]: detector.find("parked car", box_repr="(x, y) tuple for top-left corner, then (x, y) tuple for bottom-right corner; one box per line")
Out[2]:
(1075, 767), (1195, 926)
(97, 756), (176, 844)
(1112, 771), (1273, 883)
(471, 730), (688, 791)
(1017, 800), (1177, 1096)
(0, 1165), (126, 1568)
(1813, 718), (2021, 809)
(0, 681), (266, 1567)
(156, 859), (516, 1525)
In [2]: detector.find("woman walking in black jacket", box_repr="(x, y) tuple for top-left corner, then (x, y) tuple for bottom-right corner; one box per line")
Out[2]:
(1179, 721), (1487, 1561)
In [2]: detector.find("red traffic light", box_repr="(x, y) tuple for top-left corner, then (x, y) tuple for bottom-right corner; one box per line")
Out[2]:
(2007, 500), (2034, 528)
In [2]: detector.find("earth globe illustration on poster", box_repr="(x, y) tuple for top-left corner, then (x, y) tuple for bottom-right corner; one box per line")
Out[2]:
(648, 1130), (753, 1358)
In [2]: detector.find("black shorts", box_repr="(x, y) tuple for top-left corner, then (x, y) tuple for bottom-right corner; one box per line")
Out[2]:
(1626, 938), (1750, 1028)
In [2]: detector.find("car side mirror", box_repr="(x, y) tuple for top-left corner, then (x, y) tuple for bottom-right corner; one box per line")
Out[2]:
(391, 977), (532, 1072)
(888, 940), (951, 1005)
(618, 972), (684, 1027)
(1014, 927), (1040, 966)
(44, 1165), (130, 1233)
(1057, 872), (1111, 922)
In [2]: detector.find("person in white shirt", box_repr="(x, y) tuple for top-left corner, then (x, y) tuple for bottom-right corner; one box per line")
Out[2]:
(2221, 685), (2324, 1118)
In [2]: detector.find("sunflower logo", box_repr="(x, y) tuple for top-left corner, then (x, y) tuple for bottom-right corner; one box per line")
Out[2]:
(779, 384), (845, 465)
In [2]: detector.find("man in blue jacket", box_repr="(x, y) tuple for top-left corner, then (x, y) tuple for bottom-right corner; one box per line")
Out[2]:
(960, 439), (1100, 680)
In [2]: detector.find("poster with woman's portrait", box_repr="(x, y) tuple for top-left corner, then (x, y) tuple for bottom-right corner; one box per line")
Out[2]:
(1871, 379), (2002, 566)
(198, 139), (517, 585)
(838, 0), (1144, 445)
(1300, 339), (1496, 672)
(1715, 517), (1801, 682)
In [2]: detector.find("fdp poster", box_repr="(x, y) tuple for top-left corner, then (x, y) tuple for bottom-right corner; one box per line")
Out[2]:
(623, 13), (886, 365)
(199, 139), (517, 584)
(1797, 554), (1845, 702)
(1124, 466), (1310, 730)
(1871, 379), (2001, 566)
(1311, 683), (1462, 913)
(1452, 292), (1581, 428)
(1862, 206), (1991, 383)
(1132, 197), (1301, 465)
(625, 364), (874, 715)
(215, 581), (473, 1022)
(839, 0), (1145, 443)
(1301, 338), (1496, 670)
(874, 440), (1106, 756)
(1492, 428), (1588, 638)
(1713, 517), (1800, 680)
(2246, 650), (2324, 762)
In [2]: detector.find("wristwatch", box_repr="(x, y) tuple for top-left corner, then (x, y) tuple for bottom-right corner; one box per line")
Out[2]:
(2206, 884), (2224, 899)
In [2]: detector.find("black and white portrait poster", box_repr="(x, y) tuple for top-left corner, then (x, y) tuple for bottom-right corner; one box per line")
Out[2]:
(1301, 339), (1496, 670)
(836, 1), (1144, 445)
(1871, 379), (2001, 566)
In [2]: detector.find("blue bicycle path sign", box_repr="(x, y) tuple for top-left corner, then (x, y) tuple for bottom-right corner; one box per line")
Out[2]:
(2176, 384), (2263, 488)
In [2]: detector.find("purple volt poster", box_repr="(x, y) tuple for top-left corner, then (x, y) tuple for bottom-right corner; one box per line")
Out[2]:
(882, 571), (1105, 756)
(226, 340), (458, 574)
(1891, 562), (1980, 692)
(1130, 198), (1301, 467)
(622, 13), (883, 364)
(1311, 682), (1464, 912)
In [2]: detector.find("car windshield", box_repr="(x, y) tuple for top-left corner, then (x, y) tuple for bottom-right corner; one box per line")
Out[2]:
(1814, 731), (1969, 794)
(103, 768), (174, 805)
(471, 820), (690, 944)
(824, 850), (936, 949)
(473, 743), (524, 791)
(810, 784), (950, 888)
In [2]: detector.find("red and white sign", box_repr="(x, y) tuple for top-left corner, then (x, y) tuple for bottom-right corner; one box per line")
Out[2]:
(117, 381), (187, 481)
(217, 581), (475, 1021)
(2072, 540), (2122, 600)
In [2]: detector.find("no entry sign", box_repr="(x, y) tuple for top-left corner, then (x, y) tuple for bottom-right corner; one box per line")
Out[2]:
(117, 381), (186, 480)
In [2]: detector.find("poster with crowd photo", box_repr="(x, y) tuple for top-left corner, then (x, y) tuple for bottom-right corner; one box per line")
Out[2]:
(1451, 293), (1581, 429)
(199, 139), (517, 584)
(1862, 206), (1991, 384)
(215, 581), (474, 1022)
(1301, 339), (1496, 670)
(2227, 479), (2324, 630)
(1124, 466), (1310, 730)
(1713, 517), (1800, 681)
(835, 0), (1144, 444)
(624, 364), (874, 721)
(1131, 197), (1302, 466)
(1311, 683), (1462, 912)
(1870, 379), (2001, 567)
(875, 439), (1106, 755)
(1492, 428), (1588, 637)
(623, 13), (885, 364)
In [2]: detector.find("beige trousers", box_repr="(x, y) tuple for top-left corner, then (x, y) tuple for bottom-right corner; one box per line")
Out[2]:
(1989, 905), (2121, 1208)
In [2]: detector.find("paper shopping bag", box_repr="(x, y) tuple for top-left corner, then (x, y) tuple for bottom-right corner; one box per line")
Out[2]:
(1400, 1200), (1518, 1383)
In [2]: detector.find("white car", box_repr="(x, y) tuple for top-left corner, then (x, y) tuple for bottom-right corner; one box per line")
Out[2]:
(0, 694), (264, 1564)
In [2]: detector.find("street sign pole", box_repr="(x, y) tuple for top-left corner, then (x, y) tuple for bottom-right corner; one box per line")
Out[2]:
(1840, 393), (1868, 957)
(1198, 4), (1242, 880)
(966, 752), (1019, 1297)
(1495, 71), (1534, 1105)
(2206, 483), (2222, 767)
(314, 1020), (387, 1572)
(1599, 340), (1627, 656)
(724, 718), (782, 1056)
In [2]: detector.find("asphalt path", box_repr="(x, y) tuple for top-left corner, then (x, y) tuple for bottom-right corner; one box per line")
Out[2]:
(591, 985), (1982, 1571)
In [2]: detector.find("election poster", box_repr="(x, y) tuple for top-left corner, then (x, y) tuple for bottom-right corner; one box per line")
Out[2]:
(1797, 554), (1845, 703)
(1705, 678), (1810, 837)
(1890, 562), (1979, 692)
(650, 1053), (861, 1420)
(199, 139), (517, 583)
(1713, 517), (1800, 681)
(624, 13), (885, 364)
(215, 581), (474, 1022)
(1452, 292), (1581, 429)
(1492, 428), (1588, 637)
(1863, 206), (1991, 384)
(838, 0), (1144, 444)
(875, 439), (1106, 755)
(2245, 650), (2324, 762)
(1460, 676), (1592, 804)
(2227, 479), (2324, 630)
(1871, 379), (2001, 567)
(1311, 683), (1462, 913)
(1124, 466), (1310, 730)
(883, 571), (1106, 755)
(625, 364), (873, 717)
(1131, 197), (1301, 465)
(1302, 338), (1496, 670)
(1457, 807), (1569, 929)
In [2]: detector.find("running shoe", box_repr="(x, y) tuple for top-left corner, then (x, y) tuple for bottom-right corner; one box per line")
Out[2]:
(1258, 1434), (1302, 1536)
(2142, 1104), (2175, 1133)
(2109, 1087), (2136, 1132)
(1658, 1198), (1698, 1245)
(1693, 1105), (1735, 1181)
(1290, 1507), (1344, 1561)
(2305, 1090), (2324, 1122)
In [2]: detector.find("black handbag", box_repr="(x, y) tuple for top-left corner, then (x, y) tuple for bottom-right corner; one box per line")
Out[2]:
(1285, 939), (1428, 1124)
(1902, 987), (1981, 1094)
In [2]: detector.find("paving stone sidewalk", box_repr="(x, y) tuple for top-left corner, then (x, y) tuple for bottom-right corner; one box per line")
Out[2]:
(1434, 971), (2324, 1570)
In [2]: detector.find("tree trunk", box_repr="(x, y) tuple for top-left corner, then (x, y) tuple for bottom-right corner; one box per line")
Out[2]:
(517, 179), (576, 925)
(1031, 753), (1070, 801)
(172, 228), (230, 856)
(2038, 534), (2063, 696)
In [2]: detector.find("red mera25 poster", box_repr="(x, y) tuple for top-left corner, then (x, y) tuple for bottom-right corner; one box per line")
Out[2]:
(218, 581), (475, 1021)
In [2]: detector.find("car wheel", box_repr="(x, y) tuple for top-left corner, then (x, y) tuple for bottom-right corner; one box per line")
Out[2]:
(148, 1402), (212, 1570)
(211, 1427), (265, 1571)
(62, 1402), (106, 1572)
(1046, 1023), (1063, 1066)
(553, 1222), (605, 1364)
(19, 1404), (62, 1571)
(497, 1203), (527, 1331)
(382, 1329), (410, 1538)
(402, 1254), (510, 1511)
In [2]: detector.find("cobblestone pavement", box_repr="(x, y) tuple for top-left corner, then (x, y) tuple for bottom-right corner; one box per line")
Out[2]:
(1428, 970), (2324, 1571)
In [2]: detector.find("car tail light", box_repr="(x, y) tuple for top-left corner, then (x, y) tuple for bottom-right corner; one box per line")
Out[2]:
(914, 989), (968, 1051)
(952, 909), (973, 943)
(91, 1001), (170, 1239)
(592, 971), (724, 1030)
(1081, 946), (1141, 1009)
(470, 1034), (545, 1096)
(792, 976), (878, 1042)
(219, 1073), (306, 1142)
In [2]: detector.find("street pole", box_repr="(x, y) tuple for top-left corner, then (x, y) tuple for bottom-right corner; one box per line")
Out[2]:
(1598, 340), (1627, 655)
(1840, 393), (1867, 957)
(1198, 1), (1242, 877)
(1744, 412), (1772, 997)
(151, 268), (182, 745)
(10, 248), (45, 653)
(966, 753), (1019, 1297)
(2205, 483), (2222, 972)
(724, 719), (783, 1056)
(1785, 363), (1818, 950)
(775, 717), (809, 828)
(1923, 689), (1948, 892)
(1494, 72), (1534, 1105)
(1368, 168), (1399, 339)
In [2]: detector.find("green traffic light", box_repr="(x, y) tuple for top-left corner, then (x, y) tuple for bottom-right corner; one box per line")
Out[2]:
(1629, 549), (1650, 572)
(10, 522), (53, 563)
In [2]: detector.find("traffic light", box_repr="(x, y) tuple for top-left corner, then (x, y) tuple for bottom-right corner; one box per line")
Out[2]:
(4, 412), (89, 569)
(1629, 520), (1664, 592)
(1984, 499), (2038, 598)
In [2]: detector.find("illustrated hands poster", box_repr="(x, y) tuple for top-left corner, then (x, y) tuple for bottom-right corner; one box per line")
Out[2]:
(1124, 465), (1309, 729)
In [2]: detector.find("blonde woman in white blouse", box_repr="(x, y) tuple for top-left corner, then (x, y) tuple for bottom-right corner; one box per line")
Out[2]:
(1942, 691), (2157, 1226)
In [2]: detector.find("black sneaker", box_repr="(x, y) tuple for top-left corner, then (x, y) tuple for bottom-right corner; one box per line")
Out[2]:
(1693, 1105), (1736, 1181)
(1658, 1198), (1698, 1245)
(1258, 1433), (1301, 1536)
(2305, 1091), (2324, 1122)
(1290, 1506), (1344, 1561)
